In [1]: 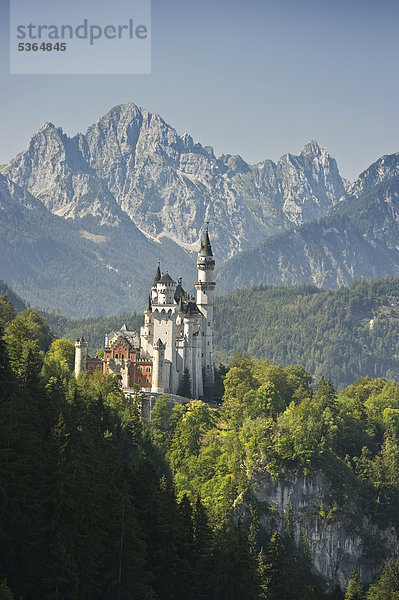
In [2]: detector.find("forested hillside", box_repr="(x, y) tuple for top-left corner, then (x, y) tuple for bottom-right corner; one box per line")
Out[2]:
(1, 300), (399, 598)
(213, 277), (399, 388)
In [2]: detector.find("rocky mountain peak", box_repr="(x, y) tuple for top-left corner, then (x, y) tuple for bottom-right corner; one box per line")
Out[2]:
(348, 151), (399, 199)
(1, 103), (348, 258)
(300, 140), (325, 157)
(38, 121), (56, 132)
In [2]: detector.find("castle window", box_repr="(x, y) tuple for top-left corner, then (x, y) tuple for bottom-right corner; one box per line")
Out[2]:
(138, 366), (142, 372)
(207, 341), (210, 346)
(115, 353), (119, 359)
(202, 332), (204, 336)
(138, 378), (142, 383)
(146, 378), (149, 383)
(207, 365), (210, 369)
(146, 367), (150, 372)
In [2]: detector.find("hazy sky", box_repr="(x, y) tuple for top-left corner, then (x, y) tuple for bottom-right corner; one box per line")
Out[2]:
(1, 0), (399, 180)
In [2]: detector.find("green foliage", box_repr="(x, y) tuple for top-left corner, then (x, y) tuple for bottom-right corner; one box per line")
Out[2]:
(0, 580), (15, 600)
(3, 305), (399, 600)
(345, 567), (364, 600)
(177, 366), (192, 398)
(41, 337), (75, 385)
(0, 296), (16, 327)
(214, 362), (228, 400)
(366, 559), (399, 599)
(149, 394), (175, 453)
(213, 278), (399, 389)
(170, 401), (215, 469)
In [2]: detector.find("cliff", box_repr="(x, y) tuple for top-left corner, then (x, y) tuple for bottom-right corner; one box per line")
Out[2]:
(236, 468), (399, 591)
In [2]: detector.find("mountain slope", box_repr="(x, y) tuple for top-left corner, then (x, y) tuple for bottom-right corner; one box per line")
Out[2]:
(1, 104), (346, 259)
(213, 277), (399, 388)
(216, 155), (399, 293)
(0, 279), (26, 313)
(0, 173), (196, 317)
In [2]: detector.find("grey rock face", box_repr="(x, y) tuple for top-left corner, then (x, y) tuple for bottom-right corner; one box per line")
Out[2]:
(217, 168), (399, 294)
(236, 469), (399, 591)
(348, 152), (399, 199)
(1, 104), (346, 260)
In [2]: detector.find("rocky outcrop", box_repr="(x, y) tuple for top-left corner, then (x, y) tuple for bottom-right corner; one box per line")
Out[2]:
(236, 469), (399, 591)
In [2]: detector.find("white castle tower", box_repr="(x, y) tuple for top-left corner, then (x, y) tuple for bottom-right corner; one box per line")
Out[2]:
(152, 338), (166, 394)
(195, 225), (216, 398)
(74, 337), (88, 376)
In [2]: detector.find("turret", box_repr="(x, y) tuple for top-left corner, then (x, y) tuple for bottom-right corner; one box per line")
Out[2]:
(143, 295), (153, 338)
(151, 262), (161, 302)
(151, 338), (166, 393)
(195, 224), (216, 397)
(156, 272), (177, 305)
(74, 337), (88, 377)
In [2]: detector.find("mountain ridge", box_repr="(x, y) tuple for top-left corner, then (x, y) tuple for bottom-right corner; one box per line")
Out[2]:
(1, 103), (346, 259)
(1, 102), (398, 315)
(216, 155), (399, 293)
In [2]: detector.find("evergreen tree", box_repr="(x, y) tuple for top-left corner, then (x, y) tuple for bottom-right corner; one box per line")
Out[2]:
(0, 296), (16, 326)
(177, 367), (192, 399)
(366, 559), (399, 600)
(345, 567), (363, 600)
(0, 579), (15, 600)
(262, 532), (288, 600)
(191, 497), (214, 600)
(211, 522), (260, 600)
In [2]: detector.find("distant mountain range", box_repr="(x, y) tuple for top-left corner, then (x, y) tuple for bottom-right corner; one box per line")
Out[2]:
(216, 153), (399, 293)
(0, 102), (398, 315)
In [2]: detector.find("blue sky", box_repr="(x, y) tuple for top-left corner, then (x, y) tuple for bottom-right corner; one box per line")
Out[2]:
(1, 0), (398, 180)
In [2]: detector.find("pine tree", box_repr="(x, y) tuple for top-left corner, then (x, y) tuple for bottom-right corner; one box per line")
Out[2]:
(248, 502), (261, 555)
(366, 559), (399, 600)
(177, 367), (192, 399)
(0, 579), (15, 599)
(191, 497), (214, 600)
(211, 522), (260, 600)
(345, 567), (363, 600)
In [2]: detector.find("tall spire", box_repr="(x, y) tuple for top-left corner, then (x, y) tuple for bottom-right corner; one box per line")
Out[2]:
(153, 261), (161, 286)
(199, 223), (213, 257)
(146, 295), (152, 312)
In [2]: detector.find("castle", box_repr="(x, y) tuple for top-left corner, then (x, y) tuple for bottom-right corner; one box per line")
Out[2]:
(74, 227), (215, 399)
